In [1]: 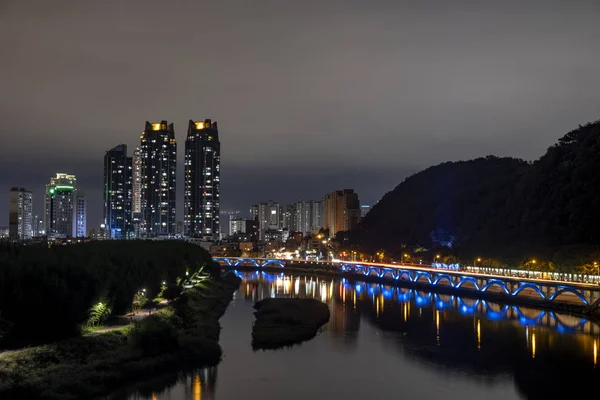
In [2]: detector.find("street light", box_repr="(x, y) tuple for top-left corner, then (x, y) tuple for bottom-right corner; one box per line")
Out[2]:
(402, 253), (409, 263)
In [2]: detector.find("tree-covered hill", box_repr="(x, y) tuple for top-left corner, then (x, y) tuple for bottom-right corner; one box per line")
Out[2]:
(351, 120), (600, 268)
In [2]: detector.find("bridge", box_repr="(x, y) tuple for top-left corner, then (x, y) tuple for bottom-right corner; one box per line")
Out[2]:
(236, 270), (598, 335)
(213, 257), (600, 308)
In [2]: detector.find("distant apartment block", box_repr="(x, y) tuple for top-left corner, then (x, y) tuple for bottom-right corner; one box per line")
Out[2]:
(323, 189), (360, 237)
(292, 200), (323, 235)
(252, 201), (282, 240)
(104, 144), (132, 239)
(8, 187), (32, 240)
(44, 173), (86, 238)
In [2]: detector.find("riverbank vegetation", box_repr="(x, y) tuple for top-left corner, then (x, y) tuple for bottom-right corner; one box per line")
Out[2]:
(348, 120), (600, 271)
(0, 272), (241, 400)
(0, 240), (220, 348)
(252, 298), (330, 350)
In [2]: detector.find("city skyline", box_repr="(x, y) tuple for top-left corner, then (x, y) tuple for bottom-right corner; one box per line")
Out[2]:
(2, 1), (600, 228)
(0, 116), (391, 231)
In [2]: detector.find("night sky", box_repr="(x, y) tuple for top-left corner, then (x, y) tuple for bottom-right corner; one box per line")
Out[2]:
(1, 1), (599, 229)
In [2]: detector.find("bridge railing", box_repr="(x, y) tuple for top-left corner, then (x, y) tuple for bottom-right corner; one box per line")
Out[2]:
(463, 266), (600, 285)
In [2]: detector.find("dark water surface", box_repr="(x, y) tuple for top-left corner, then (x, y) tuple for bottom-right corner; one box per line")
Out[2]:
(109, 271), (600, 400)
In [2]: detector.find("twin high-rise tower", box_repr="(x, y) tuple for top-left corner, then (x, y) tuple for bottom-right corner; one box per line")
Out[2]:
(140, 121), (177, 236)
(184, 119), (220, 239)
(103, 119), (220, 239)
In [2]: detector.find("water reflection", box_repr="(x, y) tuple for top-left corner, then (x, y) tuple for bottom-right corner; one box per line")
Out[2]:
(241, 271), (598, 336)
(106, 367), (217, 400)
(113, 271), (600, 400)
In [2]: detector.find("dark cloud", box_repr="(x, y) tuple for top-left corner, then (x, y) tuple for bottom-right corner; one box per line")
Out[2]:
(1, 0), (599, 227)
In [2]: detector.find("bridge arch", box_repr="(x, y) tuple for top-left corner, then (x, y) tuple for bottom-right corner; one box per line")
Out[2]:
(261, 259), (285, 268)
(433, 274), (454, 287)
(481, 280), (509, 294)
(512, 283), (546, 299)
(367, 267), (381, 277)
(455, 277), (480, 291)
(381, 268), (396, 279)
(340, 264), (353, 272)
(414, 272), (432, 284)
(548, 288), (589, 305)
(397, 270), (412, 281)
(354, 265), (368, 275)
(238, 258), (261, 267)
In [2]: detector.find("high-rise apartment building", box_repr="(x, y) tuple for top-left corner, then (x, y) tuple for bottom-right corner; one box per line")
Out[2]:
(132, 147), (141, 214)
(131, 147), (142, 237)
(281, 205), (295, 231)
(323, 189), (360, 237)
(184, 119), (221, 239)
(32, 215), (43, 237)
(286, 201), (323, 236)
(103, 144), (132, 239)
(229, 217), (246, 235)
(311, 201), (323, 232)
(44, 173), (86, 238)
(250, 205), (259, 221)
(8, 187), (32, 241)
(252, 201), (282, 240)
(75, 191), (87, 238)
(140, 121), (177, 236)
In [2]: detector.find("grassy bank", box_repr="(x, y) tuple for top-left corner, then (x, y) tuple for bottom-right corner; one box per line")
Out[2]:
(0, 273), (241, 400)
(252, 298), (330, 350)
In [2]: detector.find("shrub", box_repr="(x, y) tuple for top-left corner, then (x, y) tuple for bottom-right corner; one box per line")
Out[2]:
(128, 316), (180, 356)
(85, 300), (112, 327)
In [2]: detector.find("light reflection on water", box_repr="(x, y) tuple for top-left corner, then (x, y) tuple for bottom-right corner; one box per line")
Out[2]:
(110, 271), (600, 400)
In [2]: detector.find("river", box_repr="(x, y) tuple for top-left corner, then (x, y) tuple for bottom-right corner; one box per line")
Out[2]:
(107, 270), (600, 400)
